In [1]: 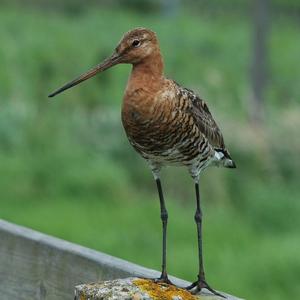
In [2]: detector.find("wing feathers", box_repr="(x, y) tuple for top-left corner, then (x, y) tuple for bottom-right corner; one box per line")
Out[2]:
(175, 83), (225, 150)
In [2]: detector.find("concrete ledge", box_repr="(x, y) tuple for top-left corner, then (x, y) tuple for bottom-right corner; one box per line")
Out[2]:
(0, 219), (243, 300)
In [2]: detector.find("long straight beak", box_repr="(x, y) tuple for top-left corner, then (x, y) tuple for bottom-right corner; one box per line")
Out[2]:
(48, 52), (121, 98)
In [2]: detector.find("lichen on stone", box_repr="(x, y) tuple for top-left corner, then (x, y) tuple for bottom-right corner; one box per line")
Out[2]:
(133, 278), (197, 300)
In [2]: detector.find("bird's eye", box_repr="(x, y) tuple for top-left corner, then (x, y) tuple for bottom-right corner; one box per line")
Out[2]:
(132, 40), (140, 47)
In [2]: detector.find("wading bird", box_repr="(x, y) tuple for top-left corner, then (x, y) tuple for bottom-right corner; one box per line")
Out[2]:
(49, 28), (236, 297)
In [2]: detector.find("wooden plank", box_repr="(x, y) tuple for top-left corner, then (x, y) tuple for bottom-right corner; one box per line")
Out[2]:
(0, 219), (242, 300)
(0, 219), (186, 300)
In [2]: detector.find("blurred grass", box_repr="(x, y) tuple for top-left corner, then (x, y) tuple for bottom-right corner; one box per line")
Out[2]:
(0, 5), (300, 300)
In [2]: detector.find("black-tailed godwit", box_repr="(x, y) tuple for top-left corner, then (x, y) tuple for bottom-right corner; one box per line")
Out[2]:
(49, 28), (236, 298)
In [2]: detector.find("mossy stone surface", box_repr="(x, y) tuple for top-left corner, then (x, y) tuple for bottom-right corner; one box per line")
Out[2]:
(75, 277), (243, 300)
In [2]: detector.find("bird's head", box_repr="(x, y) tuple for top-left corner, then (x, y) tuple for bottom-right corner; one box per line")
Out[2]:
(48, 28), (159, 98)
(115, 28), (159, 64)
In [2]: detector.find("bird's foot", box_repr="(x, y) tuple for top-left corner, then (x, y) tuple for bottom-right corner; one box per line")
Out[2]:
(151, 273), (173, 285)
(186, 277), (226, 298)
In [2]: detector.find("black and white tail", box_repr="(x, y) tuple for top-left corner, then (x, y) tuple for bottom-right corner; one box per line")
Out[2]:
(214, 148), (236, 169)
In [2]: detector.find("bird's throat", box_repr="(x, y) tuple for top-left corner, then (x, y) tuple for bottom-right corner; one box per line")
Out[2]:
(127, 51), (164, 93)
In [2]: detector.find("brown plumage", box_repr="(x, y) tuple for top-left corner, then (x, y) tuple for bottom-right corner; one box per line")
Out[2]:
(49, 28), (236, 298)
(119, 29), (235, 181)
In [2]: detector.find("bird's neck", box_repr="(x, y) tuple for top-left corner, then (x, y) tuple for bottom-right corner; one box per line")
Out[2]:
(126, 50), (165, 93)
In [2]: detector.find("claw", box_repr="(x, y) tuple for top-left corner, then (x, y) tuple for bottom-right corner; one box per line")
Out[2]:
(186, 279), (226, 298)
(141, 272), (174, 286)
(152, 273), (173, 285)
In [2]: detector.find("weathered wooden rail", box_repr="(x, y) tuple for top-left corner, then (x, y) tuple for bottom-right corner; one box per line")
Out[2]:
(0, 219), (243, 299)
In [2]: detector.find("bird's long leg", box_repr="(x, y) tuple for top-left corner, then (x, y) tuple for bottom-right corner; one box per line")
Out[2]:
(186, 181), (225, 298)
(154, 177), (171, 284)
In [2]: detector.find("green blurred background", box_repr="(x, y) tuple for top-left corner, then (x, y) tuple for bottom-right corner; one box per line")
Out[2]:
(0, 0), (299, 299)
